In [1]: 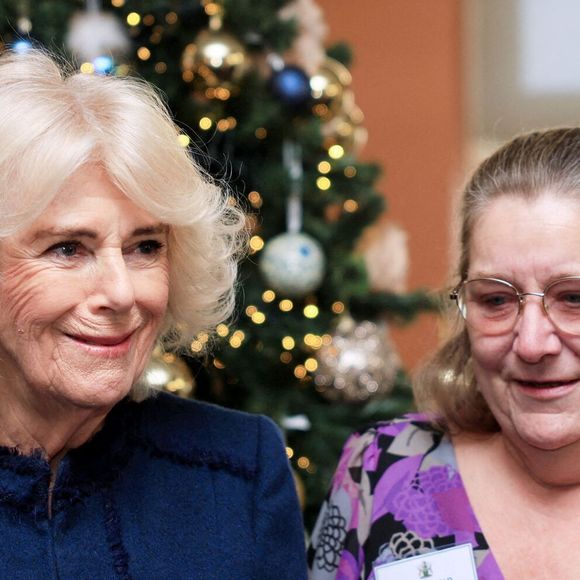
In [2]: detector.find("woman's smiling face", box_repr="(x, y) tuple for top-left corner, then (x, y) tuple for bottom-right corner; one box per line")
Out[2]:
(468, 193), (580, 452)
(0, 165), (170, 411)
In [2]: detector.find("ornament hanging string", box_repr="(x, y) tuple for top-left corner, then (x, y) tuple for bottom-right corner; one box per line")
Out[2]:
(283, 139), (303, 234)
(86, 0), (100, 12)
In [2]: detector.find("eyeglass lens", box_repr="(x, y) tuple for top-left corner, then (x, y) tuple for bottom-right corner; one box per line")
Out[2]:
(457, 278), (580, 335)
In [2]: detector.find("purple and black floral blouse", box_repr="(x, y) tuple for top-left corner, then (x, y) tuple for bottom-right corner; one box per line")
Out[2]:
(307, 415), (504, 579)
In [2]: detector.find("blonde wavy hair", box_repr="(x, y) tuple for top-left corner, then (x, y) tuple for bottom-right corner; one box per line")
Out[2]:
(415, 127), (580, 433)
(0, 49), (246, 384)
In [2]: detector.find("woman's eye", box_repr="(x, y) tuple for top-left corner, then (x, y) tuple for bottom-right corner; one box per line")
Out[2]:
(136, 240), (163, 255)
(47, 241), (81, 258)
(482, 294), (508, 306)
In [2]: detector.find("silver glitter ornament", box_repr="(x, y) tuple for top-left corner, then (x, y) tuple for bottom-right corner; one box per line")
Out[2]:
(314, 314), (400, 403)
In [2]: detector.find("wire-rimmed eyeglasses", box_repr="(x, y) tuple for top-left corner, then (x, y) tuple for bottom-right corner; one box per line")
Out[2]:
(450, 276), (580, 335)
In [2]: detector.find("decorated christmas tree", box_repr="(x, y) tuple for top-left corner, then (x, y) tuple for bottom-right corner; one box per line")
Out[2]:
(0, 0), (433, 526)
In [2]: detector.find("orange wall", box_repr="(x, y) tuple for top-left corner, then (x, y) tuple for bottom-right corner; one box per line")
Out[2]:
(317, 0), (464, 370)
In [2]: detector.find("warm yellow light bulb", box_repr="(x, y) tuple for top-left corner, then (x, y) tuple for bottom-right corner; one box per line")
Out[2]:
(199, 117), (212, 130)
(217, 119), (230, 132)
(251, 312), (266, 324)
(137, 47), (151, 61)
(282, 336), (295, 350)
(304, 358), (318, 372)
(328, 144), (345, 159)
(294, 365), (307, 379)
(316, 176), (331, 191)
(304, 334), (323, 349)
(127, 12), (141, 26)
(80, 62), (94, 74)
(304, 305), (319, 319)
(248, 191), (262, 208)
(216, 324), (229, 337)
(344, 199), (359, 213)
(249, 235), (264, 252)
(190, 340), (203, 353)
(262, 290), (275, 303)
(165, 11), (178, 24)
(177, 134), (190, 147)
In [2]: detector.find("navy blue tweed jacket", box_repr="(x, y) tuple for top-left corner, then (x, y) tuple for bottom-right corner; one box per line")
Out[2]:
(0, 392), (307, 579)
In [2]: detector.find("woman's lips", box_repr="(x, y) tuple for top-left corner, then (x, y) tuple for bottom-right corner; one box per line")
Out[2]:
(64, 332), (133, 356)
(515, 379), (575, 388)
(513, 378), (579, 399)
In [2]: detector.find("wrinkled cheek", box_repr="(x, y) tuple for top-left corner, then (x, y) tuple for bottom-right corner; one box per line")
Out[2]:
(469, 328), (512, 369)
(143, 269), (170, 325)
(0, 279), (44, 334)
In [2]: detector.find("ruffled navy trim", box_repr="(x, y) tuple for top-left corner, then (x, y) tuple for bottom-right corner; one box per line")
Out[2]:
(0, 399), (137, 515)
(0, 394), (259, 517)
(135, 438), (256, 479)
(0, 447), (50, 515)
(103, 484), (132, 580)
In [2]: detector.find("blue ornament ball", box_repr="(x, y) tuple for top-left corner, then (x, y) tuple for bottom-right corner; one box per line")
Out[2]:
(12, 38), (32, 54)
(92, 55), (115, 75)
(259, 232), (325, 297)
(270, 65), (311, 107)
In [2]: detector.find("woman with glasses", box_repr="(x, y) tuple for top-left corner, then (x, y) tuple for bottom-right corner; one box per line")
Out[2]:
(308, 128), (580, 579)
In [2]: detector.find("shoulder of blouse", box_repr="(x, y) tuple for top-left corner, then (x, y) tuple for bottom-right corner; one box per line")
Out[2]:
(334, 413), (445, 479)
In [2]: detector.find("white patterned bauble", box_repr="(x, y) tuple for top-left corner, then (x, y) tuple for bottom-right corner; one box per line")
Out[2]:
(66, 9), (130, 63)
(259, 232), (325, 297)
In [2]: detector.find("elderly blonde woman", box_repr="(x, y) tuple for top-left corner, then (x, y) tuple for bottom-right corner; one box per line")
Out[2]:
(0, 50), (306, 579)
(309, 128), (580, 579)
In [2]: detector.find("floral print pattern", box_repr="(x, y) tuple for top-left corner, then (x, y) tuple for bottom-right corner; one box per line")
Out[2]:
(308, 415), (504, 579)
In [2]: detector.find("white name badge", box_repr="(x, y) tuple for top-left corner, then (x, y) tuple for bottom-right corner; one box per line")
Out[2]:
(373, 543), (478, 580)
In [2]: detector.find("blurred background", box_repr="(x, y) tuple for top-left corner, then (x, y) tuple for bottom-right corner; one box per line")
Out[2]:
(320, 0), (580, 371)
(3, 0), (580, 527)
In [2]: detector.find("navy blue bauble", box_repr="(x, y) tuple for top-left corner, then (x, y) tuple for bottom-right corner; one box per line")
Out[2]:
(271, 66), (311, 107)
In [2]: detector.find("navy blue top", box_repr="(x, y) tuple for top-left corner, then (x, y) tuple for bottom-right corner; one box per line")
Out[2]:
(0, 392), (307, 579)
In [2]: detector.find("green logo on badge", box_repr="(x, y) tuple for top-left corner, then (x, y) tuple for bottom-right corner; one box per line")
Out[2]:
(418, 561), (433, 578)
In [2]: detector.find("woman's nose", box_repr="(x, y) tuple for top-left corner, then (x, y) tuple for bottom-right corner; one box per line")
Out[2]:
(512, 296), (561, 362)
(87, 252), (136, 313)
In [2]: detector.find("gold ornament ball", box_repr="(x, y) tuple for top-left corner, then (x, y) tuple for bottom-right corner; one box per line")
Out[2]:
(310, 57), (352, 121)
(138, 347), (195, 398)
(322, 103), (368, 157)
(181, 29), (248, 91)
(314, 315), (400, 404)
